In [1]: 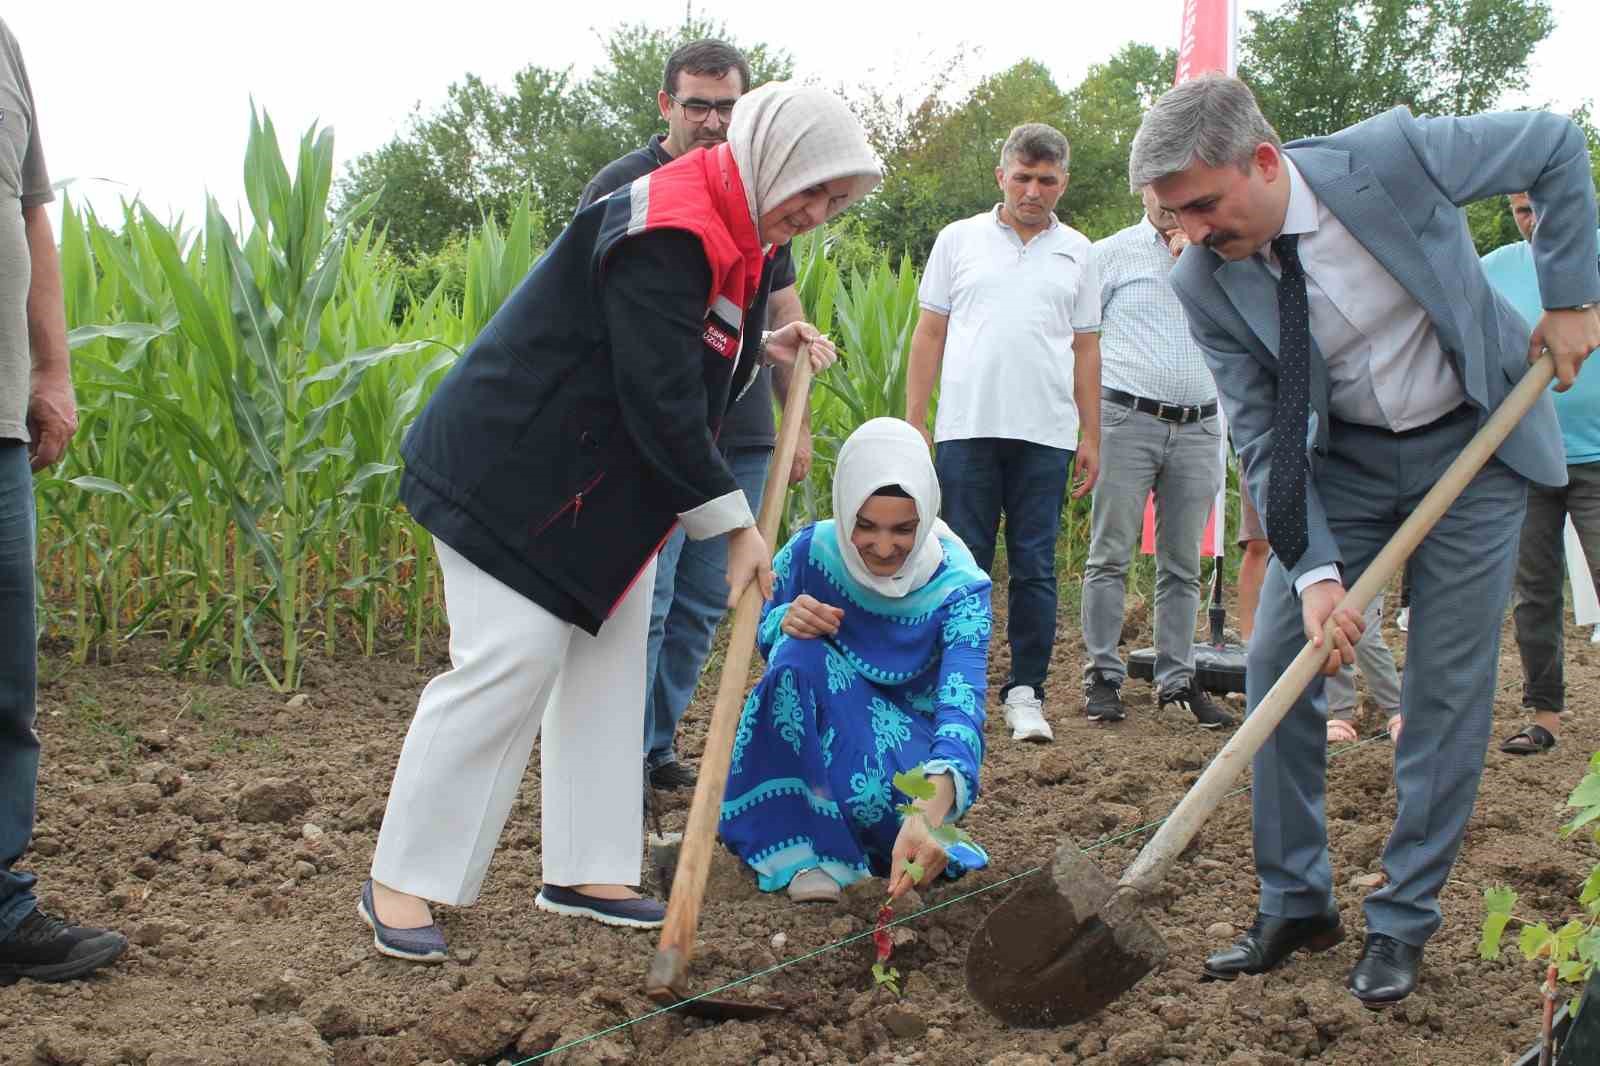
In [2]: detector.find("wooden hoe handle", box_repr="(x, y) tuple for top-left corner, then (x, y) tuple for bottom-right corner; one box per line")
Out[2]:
(647, 351), (816, 999)
(1119, 355), (1556, 896)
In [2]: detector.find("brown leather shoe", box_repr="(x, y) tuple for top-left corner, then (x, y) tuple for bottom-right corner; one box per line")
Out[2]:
(1202, 908), (1344, 980)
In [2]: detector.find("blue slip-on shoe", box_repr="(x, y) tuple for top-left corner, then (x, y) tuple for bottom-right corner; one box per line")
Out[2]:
(357, 880), (448, 962)
(535, 885), (666, 929)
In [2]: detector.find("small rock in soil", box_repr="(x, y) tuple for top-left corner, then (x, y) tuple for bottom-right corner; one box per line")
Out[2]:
(879, 1006), (929, 1040)
(131, 856), (161, 880)
(285, 693), (309, 709)
(32, 1027), (89, 1065)
(237, 778), (314, 824)
(1348, 871), (1385, 889)
(173, 788), (227, 823)
(1205, 921), (1235, 939)
(301, 822), (325, 841)
(770, 931), (788, 952)
(253, 970), (307, 1013)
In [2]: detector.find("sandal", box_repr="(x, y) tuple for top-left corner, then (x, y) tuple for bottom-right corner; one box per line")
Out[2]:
(1326, 718), (1359, 744)
(1498, 723), (1557, 756)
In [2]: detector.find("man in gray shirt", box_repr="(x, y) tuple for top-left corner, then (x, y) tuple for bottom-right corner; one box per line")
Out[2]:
(0, 18), (128, 983)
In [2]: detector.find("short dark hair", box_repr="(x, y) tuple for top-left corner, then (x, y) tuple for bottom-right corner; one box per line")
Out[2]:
(1000, 123), (1070, 170)
(870, 483), (913, 499)
(663, 39), (751, 97)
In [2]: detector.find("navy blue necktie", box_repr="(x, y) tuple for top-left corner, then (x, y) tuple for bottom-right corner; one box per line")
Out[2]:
(1267, 232), (1310, 569)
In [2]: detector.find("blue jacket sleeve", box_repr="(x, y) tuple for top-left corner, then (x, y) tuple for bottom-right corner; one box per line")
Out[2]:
(920, 584), (992, 821)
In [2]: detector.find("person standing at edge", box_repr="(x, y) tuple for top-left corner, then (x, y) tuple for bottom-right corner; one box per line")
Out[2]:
(0, 16), (129, 986)
(577, 39), (811, 793)
(906, 122), (1102, 745)
(1079, 186), (1233, 730)
(360, 83), (879, 960)
(1481, 191), (1600, 756)
(1132, 73), (1599, 1007)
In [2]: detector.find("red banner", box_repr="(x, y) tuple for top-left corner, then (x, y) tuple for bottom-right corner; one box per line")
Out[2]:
(1143, 0), (1238, 558)
(1175, 0), (1237, 83)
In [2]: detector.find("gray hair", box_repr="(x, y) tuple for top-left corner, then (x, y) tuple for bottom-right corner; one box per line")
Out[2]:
(1127, 74), (1279, 192)
(1000, 123), (1070, 170)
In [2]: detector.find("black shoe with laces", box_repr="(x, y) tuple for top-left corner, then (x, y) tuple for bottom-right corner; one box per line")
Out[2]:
(0, 907), (127, 984)
(1084, 672), (1126, 722)
(1161, 681), (1237, 729)
(648, 760), (698, 790)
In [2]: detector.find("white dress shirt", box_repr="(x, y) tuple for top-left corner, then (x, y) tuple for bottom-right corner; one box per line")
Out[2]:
(1262, 159), (1467, 592)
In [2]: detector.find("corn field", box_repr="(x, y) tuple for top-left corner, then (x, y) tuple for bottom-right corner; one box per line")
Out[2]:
(43, 111), (1240, 688)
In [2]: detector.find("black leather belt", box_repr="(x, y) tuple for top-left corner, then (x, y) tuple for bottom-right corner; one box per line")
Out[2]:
(1102, 387), (1217, 424)
(1330, 402), (1474, 438)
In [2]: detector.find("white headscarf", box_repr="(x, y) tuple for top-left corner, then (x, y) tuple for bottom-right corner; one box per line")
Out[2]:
(831, 418), (951, 598)
(726, 82), (882, 237)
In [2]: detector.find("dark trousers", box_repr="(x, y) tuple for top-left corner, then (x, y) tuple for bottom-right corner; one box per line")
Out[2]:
(1513, 460), (1600, 713)
(934, 437), (1074, 699)
(0, 442), (38, 934)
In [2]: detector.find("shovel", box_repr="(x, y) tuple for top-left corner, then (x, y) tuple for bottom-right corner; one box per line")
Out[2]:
(966, 354), (1558, 1028)
(643, 352), (815, 1021)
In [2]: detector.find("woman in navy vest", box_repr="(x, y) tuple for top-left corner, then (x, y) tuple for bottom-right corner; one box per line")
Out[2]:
(357, 84), (881, 960)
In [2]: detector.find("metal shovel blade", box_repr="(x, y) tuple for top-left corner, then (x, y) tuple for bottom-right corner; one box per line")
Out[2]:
(965, 843), (1168, 1028)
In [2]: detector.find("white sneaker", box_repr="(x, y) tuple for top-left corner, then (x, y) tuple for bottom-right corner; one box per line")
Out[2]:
(1003, 686), (1054, 742)
(1396, 606), (1410, 632)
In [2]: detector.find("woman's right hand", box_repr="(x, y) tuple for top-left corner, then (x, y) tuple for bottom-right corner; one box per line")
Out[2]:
(724, 526), (774, 609)
(779, 594), (844, 639)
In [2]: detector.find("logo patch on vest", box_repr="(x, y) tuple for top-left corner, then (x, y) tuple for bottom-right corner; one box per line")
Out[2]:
(702, 296), (743, 360)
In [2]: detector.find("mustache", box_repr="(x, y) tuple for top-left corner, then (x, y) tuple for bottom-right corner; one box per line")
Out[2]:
(1203, 231), (1240, 249)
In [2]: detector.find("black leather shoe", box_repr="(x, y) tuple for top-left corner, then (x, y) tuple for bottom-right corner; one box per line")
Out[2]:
(1202, 908), (1344, 980)
(1346, 932), (1422, 1008)
(649, 760), (698, 790)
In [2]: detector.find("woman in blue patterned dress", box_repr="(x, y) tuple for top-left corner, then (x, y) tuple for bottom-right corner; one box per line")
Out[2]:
(720, 418), (992, 904)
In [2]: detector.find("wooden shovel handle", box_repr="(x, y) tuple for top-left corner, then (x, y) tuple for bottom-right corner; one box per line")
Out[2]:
(646, 351), (815, 999)
(1119, 354), (1556, 896)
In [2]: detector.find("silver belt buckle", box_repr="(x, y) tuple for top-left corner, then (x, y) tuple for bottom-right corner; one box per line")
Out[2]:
(1157, 402), (1176, 422)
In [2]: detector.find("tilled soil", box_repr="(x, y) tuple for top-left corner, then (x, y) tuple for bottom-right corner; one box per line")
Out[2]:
(3, 576), (1598, 1066)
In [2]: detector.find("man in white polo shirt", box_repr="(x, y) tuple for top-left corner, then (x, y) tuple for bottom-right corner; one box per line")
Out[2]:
(906, 122), (1102, 744)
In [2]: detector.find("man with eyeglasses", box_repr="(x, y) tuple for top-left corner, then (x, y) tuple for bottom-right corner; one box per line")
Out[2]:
(1078, 186), (1233, 730)
(578, 39), (810, 793)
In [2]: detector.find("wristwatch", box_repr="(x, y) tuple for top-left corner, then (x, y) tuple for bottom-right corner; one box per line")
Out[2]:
(1556, 302), (1598, 312)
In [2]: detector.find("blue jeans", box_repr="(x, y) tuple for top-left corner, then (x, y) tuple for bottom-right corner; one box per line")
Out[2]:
(0, 442), (38, 934)
(644, 446), (772, 768)
(935, 437), (1074, 700)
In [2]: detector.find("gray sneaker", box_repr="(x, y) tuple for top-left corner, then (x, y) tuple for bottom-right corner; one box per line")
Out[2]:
(1084, 672), (1126, 723)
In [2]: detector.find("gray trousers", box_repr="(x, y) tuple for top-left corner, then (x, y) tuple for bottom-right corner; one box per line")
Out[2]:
(1512, 460), (1600, 713)
(1325, 595), (1402, 719)
(1081, 401), (1223, 692)
(1247, 412), (1526, 946)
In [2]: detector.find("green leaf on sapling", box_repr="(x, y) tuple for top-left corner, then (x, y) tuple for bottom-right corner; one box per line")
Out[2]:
(1484, 885), (1518, 915)
(1481, 912), (1514, 960)
(903, 859), (925, 883)
(1557, 920), (1589, 962)
(1559, 959), (1591, 983)
(929, 824), (974, 849)
(1520, 922), (1559, 961)
(1577, 929), (1600, 965)
(893, 767), (937, 801)
(1581, 867), (1600, 907)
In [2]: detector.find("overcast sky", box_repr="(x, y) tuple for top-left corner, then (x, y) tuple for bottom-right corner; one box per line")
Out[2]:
(14, 0), (1598, 232)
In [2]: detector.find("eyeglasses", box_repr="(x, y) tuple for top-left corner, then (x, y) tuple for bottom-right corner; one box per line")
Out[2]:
(668, 93), (738, 123)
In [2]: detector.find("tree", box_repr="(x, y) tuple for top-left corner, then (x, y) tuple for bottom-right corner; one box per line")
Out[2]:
(855, 60), (1072, 265)
(335, 20), (792, 258)
(1061, 43), (1177, 240)
(1239, 0), (1554, 142)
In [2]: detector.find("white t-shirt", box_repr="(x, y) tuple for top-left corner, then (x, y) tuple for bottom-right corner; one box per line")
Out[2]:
(918, 206), (1100, 450)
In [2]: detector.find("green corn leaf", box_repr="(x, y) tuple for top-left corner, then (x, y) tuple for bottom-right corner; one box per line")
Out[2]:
(67, 476), (147, 511)
(1568, 772), (1600, 810)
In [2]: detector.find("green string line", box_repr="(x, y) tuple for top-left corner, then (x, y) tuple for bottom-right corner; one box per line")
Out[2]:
(510, 727), (1393, 1064)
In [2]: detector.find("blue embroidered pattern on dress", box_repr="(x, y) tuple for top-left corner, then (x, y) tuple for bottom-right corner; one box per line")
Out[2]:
(907, 683), (937, 717)
(942, 592), (992, 649)
(869, 697), (912, 757)
(772, 670), (805, 755)
(731, 687), (759, 774)
(936, 721), (984, 758)
(772, 540), (795, 585)
(847, 758), (891, 826)
(824, 644), (855, 694)
(938, 671), (979, 718)
(721, 777), (843, 820)
(820, 726), (836, 769)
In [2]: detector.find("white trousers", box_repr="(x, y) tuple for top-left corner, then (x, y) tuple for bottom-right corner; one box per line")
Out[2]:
(370, 540), (651, 904)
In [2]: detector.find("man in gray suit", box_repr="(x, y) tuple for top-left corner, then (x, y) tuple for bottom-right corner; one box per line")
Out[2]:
(1129, 74), (1600, 1007)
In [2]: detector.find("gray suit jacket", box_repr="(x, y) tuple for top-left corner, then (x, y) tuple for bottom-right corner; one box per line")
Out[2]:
(1172, 107), (1600, 589)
